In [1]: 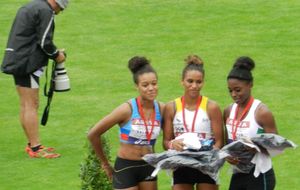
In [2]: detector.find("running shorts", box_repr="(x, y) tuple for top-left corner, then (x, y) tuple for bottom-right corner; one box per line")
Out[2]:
(229, 168), (275, 190)
(13, 74), (39, 88)
(113, 157), (157, 189)
(173, 167), (216, 185)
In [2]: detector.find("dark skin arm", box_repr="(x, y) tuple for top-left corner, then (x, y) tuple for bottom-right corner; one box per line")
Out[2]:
(223, 105), (240, 165)
(223, 105), (232, 144)
(207, 100), (224, 149)
(255, 103), (278, 134)
(162, 101), (185, 151)
(87, 103), (131, 180)
(162, 102), (175, 150)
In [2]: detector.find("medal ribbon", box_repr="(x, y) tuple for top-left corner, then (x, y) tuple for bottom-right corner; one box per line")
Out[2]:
(181, 96), (202, 133)
(232, 96), (254, 140)
(137, 97), (156, 143)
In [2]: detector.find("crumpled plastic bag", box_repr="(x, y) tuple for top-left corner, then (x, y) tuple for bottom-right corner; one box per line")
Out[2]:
(174, 132), (214, 151)
(175, 133), (201, 150)
(220, 133), (297, 175)
(251, 133), (297, 156)
(220, 139), (257, 173)
(142, 149), (227, 182)
(143, 133), (296, 181)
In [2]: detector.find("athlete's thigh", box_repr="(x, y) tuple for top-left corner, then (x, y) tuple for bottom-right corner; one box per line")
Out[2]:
(197, 183), (218, 190)
(138, 181), (157, 190)
(173, 184), (194, 190)
(114, 186), (139, 190)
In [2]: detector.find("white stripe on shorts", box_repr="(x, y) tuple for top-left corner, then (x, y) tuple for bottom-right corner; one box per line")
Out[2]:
(30, 75), (39, 89)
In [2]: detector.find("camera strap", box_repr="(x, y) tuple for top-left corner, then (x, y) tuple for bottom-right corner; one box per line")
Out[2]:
(41, 61), (57, 126)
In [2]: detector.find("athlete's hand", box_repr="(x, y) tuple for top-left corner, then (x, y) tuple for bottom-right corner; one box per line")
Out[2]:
(245, 147), (258, 154)
(226, 156), (240, 165)
(171, 139), (185, 151)
(101, 163), (113, 181)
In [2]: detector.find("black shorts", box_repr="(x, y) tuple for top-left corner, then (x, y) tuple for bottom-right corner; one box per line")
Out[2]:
(229, 168), (276, 190)
(13, 74), (40, 88)
(113, 157), (157, 189)
(173, 167), (216, 185)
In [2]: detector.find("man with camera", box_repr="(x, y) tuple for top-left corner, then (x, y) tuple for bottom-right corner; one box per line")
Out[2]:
(1, 0), (69, 158)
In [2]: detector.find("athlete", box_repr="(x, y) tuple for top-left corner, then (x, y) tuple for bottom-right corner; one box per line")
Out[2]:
(163, 55), (223, 190)
(224, 56), (277, 190)
(88, 56), (164, 190)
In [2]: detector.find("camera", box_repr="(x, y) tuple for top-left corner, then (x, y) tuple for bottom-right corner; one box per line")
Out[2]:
(53, 62), (70, 92)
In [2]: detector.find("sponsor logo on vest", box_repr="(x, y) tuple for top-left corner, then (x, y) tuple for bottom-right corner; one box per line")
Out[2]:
(134, 139), (151, 145)
(226, 119), (250, 128)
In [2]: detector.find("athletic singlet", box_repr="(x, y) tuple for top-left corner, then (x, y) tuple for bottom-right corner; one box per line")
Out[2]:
(173, 96), (214, 140)
(119, 98), (161, 146)
(226, 99), (264, 143)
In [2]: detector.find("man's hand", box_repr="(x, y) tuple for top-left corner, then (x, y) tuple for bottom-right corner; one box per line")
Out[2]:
(55, 50), (66, 63)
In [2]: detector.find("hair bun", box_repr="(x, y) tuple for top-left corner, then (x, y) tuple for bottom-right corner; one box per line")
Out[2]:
(184, 55), (204, 66)
(233, 56), (255, 71)
(128, 56), (150, 74)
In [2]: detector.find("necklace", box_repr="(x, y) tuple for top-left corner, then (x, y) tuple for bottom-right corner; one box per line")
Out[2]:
(181, 96), (202, 133)
(136, 97), (156, 143)
(232, 96), (254, 140)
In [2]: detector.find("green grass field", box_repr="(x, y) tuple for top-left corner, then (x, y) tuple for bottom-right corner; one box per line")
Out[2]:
(0, 0), (299, 189)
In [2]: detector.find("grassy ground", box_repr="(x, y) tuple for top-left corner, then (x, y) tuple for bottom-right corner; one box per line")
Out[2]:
(0, 0), (299, 189)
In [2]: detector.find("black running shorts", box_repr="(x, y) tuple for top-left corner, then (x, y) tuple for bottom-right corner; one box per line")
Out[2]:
(229, 168), (276, 190)
(13, 74), (40, 88)
(173, 167), (216, 185)
(113, 157), (157, 189)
